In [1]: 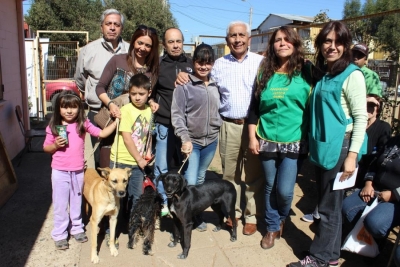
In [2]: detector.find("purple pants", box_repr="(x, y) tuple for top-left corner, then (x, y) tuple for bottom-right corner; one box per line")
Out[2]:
(51, 169), (84, 241)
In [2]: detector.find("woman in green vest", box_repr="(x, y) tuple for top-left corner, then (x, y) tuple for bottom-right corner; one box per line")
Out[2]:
(288, 21), (367, 267)
(248, 26), (312, 250)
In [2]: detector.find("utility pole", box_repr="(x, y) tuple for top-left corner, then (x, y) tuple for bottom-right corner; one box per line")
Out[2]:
(249, 6), (253, 30)
(242, 0), (253, 30)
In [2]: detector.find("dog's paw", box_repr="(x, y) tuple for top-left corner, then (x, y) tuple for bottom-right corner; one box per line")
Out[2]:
(168, 241), (177, 248)
(91, 254), (100, 264)
(127, 242), (133, 249)
(110, 246), (119, 257)
(177, 253), (187, 259)
(230, 236), (237, 242)
(144, 249), (154, 256)
(212, 226), (221, 232)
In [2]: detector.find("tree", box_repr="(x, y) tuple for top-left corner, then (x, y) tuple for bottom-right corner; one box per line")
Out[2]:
(374, 0), (400, 58)
(25, 0), (104, 45)
(25, 0), (178, 46)
(342, 0), (400, 58)
(104, 0), (178, 43)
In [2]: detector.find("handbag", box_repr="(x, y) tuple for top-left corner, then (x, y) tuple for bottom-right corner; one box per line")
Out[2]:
(341, 198), (380, 257)
(94, 93), (130, 129)
(94, 68), (132, 129)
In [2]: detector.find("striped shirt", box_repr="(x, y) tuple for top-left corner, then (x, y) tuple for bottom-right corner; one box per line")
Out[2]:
(211, 51), (264, 119)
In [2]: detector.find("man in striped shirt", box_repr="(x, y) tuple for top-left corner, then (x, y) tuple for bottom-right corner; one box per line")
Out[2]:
(210, 21), (264, 236)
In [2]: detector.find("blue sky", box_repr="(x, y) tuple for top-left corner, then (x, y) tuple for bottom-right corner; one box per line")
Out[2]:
(23, 0), (351, 43)
(169, 0), (350, 43)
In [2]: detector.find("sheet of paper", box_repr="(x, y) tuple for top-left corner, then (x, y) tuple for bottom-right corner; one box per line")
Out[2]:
(333, 167), (358, 190)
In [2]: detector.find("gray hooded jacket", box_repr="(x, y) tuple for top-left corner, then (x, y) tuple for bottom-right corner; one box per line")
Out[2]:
(171, 74), (227, 146)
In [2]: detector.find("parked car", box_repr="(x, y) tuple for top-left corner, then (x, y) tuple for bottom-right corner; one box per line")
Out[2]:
(45, 79), (82, 109)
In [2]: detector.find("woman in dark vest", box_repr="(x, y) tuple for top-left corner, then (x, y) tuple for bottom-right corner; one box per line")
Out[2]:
(288, 21), (367, 267)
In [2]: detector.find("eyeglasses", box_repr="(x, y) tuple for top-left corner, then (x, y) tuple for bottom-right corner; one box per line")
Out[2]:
(137, 25), (157, 35)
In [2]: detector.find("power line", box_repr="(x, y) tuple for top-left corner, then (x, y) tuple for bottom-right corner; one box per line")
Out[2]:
(169, 2), (268, 16)
(171, 8), (226, 30)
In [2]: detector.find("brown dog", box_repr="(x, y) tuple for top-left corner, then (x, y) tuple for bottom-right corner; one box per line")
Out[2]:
(83, 167), (131, 264)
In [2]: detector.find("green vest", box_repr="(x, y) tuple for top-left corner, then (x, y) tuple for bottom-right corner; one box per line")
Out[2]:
(257, 72), (311, 143)
(309, 64), (365, 170)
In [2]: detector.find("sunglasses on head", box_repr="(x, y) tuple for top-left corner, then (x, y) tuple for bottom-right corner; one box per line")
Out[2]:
(137, 25), (157, 34)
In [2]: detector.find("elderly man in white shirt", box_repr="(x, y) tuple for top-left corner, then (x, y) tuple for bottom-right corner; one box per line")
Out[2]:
(211, 21), (264, 235)
(176, 21), (264, 236)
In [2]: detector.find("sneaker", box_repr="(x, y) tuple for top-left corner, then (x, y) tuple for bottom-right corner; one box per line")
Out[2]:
(301, 214), (315, 223)
(196, 221), (207, 232)
(105, 231), (119, 249)
(287, 256), (327, 267)
(161, 205), (170, 217)
(328, 260), (338, 267)
(54, 239), (69, 250)
(73, 232), (88, 243)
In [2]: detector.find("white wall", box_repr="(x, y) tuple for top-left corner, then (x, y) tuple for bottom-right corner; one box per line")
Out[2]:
(0, 0), (26, 159)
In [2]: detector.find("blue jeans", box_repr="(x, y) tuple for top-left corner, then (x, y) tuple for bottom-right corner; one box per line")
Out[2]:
(342, 189), (400, 239)
(309, 138), (349, 264)
(260, 156), (299, 232)
(153, 123), (182, 205)
(395, 245), (400, 267)
(110, 161), (143, 212)
(182, 140), (218, 185)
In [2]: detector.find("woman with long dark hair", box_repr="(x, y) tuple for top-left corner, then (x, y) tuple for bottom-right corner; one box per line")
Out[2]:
(248, 26), (312, 250)
(288, 21), (367, 267)
(95, 25), (159, 167)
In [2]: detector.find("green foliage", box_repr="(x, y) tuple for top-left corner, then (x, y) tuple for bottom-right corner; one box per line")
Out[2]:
(342, 0), (400, 58)
(313, 9), (331, 23)
(25, 0), (178, 46)
(104, 0), (177, 43)
(25, 0), (104, 45)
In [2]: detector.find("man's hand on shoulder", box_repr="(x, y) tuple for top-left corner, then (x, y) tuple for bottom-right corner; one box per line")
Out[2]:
(175, 72), (189, 87)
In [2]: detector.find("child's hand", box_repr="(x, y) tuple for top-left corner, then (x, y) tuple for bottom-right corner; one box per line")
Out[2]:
(55, 136), (67, 149)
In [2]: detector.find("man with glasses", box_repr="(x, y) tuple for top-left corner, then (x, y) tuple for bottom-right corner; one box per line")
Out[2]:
(74, 8), (129, 167)
(148, 28), (193, 219)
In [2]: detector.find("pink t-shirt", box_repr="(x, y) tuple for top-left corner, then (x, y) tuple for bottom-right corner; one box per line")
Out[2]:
(43, 119), (101, 171)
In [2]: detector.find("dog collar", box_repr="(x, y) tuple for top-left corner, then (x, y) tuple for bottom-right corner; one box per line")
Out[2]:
(142, 176), (156, 192)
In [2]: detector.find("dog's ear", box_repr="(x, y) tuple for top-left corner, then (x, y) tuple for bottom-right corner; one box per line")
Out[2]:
(155, 172), (165, 187)
(97, 167), (111, 179)
(180, 174), (187, 192)
(124, 167), (132, 177)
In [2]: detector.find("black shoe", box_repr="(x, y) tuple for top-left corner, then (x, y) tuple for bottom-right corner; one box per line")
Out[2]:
(287, 256), (327, 267)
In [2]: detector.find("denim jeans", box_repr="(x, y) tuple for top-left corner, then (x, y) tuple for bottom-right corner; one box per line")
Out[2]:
(260, 156), (299, 232)
(153, 123), (182, 205)
(182, 139), (218, 185)
(309, 138), (349, 264)
(395, 245), (400, 267)
(110, 161), (143, 212)
(342, 189), (400, 239)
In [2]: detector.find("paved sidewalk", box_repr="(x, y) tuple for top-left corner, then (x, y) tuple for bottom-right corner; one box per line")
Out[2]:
(0, 132), (397, 267)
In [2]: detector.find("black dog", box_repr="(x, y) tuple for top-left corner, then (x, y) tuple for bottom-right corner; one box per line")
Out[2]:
(159, 172), (237, 259)
(126, 177), (162, 255)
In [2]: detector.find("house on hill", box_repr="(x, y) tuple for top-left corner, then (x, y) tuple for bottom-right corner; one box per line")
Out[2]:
(250, 14), (320, 54)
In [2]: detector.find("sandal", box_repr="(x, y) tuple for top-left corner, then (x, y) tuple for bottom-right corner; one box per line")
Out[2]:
(54, 239), (69, 250)
(73, 232), (88, 243)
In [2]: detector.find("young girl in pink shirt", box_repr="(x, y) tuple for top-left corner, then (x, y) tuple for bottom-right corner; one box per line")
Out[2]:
(43, 90), (117, 250)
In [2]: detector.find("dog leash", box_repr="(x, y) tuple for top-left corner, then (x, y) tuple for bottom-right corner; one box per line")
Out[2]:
(177, 154), (190, 174)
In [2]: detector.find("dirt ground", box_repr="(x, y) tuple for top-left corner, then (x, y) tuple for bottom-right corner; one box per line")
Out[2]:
(0, 130), (398, 266)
